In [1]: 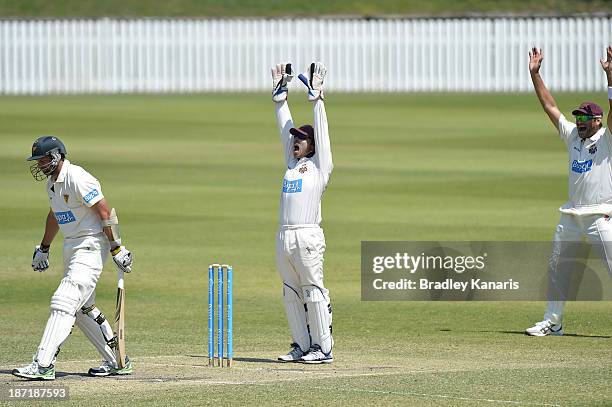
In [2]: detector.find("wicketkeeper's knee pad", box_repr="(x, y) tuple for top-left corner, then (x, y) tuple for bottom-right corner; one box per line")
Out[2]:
(282, 283), (310, 351)
(283, 282), (303, 303)
(50, 278), (83, 315)
(302, 285), (333, 354)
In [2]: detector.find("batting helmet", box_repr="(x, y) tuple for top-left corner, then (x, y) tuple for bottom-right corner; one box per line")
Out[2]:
(27, 136), (67, 181)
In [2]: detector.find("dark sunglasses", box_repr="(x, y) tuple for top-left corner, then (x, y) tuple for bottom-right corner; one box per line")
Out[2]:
(574, 115), (599, 123)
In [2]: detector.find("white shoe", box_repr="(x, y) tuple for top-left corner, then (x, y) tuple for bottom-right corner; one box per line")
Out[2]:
(278, 343), (306, 362)
(12, 360), (55, 380)
(299, 345), (333, 364)
(525, 319), (563, 337)
(88, 356), (132, 377)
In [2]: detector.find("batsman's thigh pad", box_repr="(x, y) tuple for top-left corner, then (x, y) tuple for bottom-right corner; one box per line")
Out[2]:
(63, 234), (108, 286)
(51, 278), (83, 315)
(283, 283), (310, 351)
(302, 285), (333, 354)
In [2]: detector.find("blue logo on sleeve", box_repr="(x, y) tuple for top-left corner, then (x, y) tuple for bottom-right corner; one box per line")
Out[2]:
(54, 211), (76, 224)
(283, 178), (303, 193)
(83, 189), (99, 203)
(571, 159), (593, 174)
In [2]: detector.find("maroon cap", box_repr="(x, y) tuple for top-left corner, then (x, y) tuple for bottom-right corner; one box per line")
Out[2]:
(572, 102), (603, 117)
(290, 124), (314, 139)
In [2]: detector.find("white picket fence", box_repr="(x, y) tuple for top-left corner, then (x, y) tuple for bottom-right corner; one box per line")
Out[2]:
(0, 18), (611, 94)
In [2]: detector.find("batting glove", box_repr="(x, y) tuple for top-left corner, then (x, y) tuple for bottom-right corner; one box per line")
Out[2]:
(32, 245), (50, 272)
(298, 62), (327, 101)
(111, 246), (133, 273)
(271, 63), (293, 102)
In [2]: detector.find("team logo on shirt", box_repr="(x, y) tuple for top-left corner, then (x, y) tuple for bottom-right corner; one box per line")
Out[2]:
(571, 159), (593, 174)
(283, 178), (302, 193)
(299, 165), (308, 174)
(83, 189), (99, 203)
(54, 211), (76, 224)
(63, 194), (69, 203)
(589, 145), (597, 155)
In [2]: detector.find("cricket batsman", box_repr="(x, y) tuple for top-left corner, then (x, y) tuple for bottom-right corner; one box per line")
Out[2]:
(272, 62), (334, 363)
(525, 46), (612, 336)
(12, 136), (133, 379)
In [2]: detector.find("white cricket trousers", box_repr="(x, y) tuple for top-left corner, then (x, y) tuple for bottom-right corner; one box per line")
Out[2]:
(275, 225), (333, 353)
(545, 213), (612, 324)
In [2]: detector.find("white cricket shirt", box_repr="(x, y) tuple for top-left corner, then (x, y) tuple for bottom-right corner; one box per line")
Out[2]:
(276, 100), (333, 226)
(558, 115), (612, 215)
(46, 160), (105, 238)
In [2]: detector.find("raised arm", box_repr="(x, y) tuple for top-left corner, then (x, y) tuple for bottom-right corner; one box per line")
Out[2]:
(601, 45), (612, 129)
(298, 62), (333, 176)
(271, 63), (295, 166)
(312, 99), (333, 176)
(529, 47), (562, 129)
(275, 101), (294, 166)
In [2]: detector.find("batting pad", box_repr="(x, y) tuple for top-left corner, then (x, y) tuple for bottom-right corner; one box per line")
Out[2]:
(283, 283), (310, 351)
(303, 285), (332, 354)
(76, 306), (117, 365)
(36, 310), (75, 367)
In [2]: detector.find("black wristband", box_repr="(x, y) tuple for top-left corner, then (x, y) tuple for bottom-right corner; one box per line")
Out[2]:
(40, 243), (50, 252)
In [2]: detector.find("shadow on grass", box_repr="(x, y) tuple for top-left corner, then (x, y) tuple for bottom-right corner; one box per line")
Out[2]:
(2, 369), (90, 380)
(186, 355), (279, 363)
(441, 329), (611, 339)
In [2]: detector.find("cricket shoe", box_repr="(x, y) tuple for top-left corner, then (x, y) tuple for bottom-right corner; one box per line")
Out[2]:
(278, 343), (306, 362)
(299, 345), (333, 364)
(12, 360), (55, 381)
(525, 319), (563, 337)
(88, 356), (132, 377)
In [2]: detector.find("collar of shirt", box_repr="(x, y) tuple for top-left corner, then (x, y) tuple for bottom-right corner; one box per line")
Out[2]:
(54, 159), (70, 183)
(47, 159), (70, 190)
(581, 127), (605, 148)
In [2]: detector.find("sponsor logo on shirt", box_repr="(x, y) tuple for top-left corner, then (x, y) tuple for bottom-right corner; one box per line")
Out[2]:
(83, 189), (99, 203)
(571, 159), (593, 174)
(54, 211), (76, 224)
(283, 178), (302, 193)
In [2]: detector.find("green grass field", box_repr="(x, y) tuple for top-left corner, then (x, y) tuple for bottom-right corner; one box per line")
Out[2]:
(1, 0), (611, 17)
(0, 93), (611, 406)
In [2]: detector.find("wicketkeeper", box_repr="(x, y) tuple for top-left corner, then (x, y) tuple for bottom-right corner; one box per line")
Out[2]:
(526, 46), (612, 336)
(272, 62), (334, 363)
(13, 136), (133, 380)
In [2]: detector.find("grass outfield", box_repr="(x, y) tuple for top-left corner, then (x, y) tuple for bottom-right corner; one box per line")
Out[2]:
(0, 93), (610, 406)
(0, 0), (611, 17)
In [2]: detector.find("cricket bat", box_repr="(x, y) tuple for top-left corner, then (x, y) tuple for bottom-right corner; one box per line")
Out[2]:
(114, 269), (127, 369)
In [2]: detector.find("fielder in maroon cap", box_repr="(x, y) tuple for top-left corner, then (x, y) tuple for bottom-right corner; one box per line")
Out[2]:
(525, 46), (612, 336)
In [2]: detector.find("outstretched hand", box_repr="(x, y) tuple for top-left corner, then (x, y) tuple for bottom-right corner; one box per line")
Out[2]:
(529, 47), (543, 74)
(600, 45), (612, 74)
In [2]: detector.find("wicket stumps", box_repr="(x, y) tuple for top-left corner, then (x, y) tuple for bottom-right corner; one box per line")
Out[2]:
(208, 263), (233, 367)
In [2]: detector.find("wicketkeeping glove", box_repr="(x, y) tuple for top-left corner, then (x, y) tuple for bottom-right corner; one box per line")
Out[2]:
(32, 245), (50, 272)
(298, 62), (327, 101)
(271, 63), (293, 102)
(111, 246), (133, 273)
